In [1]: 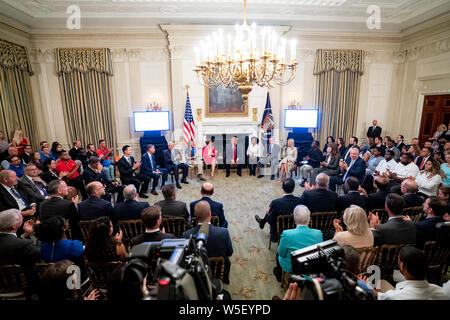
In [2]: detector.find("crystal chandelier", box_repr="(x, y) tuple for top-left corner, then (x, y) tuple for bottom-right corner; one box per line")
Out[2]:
(193, 0), (297, 109)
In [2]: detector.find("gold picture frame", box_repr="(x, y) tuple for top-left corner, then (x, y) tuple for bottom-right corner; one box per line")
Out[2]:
(205, 84), (248, 117)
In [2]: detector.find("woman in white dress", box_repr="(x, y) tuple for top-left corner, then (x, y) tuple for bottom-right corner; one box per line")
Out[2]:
(278, 138), (297, 182)
(414, 158), (443, 197)
(247, 136), (263, 176)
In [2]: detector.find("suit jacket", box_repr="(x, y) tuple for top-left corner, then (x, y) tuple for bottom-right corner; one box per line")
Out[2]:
(225, 143), (245, 164)
(343, 145), (360, 164)
(367, 190), (388, 211)
(262, 143), (280, 160)
(183, 224), (233, 282)
(299, 188), (338, 213)
(416, 217), (443, 248)
(0, 184), (33, 212)
(155, 199), (189, 220)
(396, 142), (405, 151)
(78, 196), (114, 222)
(367, 126), (382, 139)
(0, 234), (41, 267)
(140, 152), (157, 176)
(130, 231), (177, 247)
(338, 191), (368, 212)
(113, 199), (150, 221)
(18, 175), (46, 203)
(163, 149), (183, 166)
(39, 196), (81, 239)
(339, 156), (367, 185)
(307, 148), (324, 168)
(278, 225), (323, 273)
(403, 193), (425, 208)
(117, 156), (137, 182)
(190, 197), (228, 228)
(372, 217), (416, 246)
(83, 166), (106, 185)
(323, 154), (341, 170)
(414, 156), (429, 171)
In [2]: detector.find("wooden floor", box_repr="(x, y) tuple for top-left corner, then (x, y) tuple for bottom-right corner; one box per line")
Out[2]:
(144, 170), (305, 300)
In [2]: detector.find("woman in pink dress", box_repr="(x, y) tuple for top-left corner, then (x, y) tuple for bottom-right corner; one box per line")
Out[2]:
(202, 139), (217, 177)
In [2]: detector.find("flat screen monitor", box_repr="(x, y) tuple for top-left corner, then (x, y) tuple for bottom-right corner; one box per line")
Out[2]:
(284, 109), (318, 128)
(133, 111), (170, 132)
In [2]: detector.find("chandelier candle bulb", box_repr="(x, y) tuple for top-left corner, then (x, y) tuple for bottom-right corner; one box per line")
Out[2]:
(290, 39), (297, 63)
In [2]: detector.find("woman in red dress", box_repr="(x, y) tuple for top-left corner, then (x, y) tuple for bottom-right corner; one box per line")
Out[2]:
(11, 129), (29, 157)
(202, 139), (217, 177)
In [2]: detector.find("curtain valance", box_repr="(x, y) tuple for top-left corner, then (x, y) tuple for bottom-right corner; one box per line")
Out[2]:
(0, 40), (34, 76)
(56, 48), (113, 75)
(313, 49), (364, 75)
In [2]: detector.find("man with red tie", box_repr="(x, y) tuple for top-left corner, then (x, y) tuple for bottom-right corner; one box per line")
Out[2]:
(225, 136), (244, 177)
(414, 147), (432, 171)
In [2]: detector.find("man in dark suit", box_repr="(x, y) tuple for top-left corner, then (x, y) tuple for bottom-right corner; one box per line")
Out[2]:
(130, 205), (176, 247)
(190, 182), (228, 228)
(257, 137), (281, 180)
(162, 143), (183, 189)
(140, 144), (165, 196)
(78, 182), (115, 224)
(83, 156), (125, 203)
(369, 193), (416, 246)
(342, 137), (360, 164)
(39, 180), (81, 239)
(413, 147), (432, 171)
(395, 135), (405, 152)
(113, 184), (149, 221)
(366, 120), (382, 140)
(365, 176), (389, 211)
(329, 147), (366, 192)
(0, 208), (40, 267)
(225, 136), (244, 177)
(299, 173), (338, 213)
(117, 145), (149, 198)
(337, 176), (367, 212)
(374, 136), (386, 157)
(19, 163), (48, 205)
(255, 178), (302, 242)
(406, 197), (446, 248)
(0, 170), (37, 219)
(184, 201), (233, 284)
(401, 179), (425, 208)
(155, 184), (189, 221)
(69, 140), (88, 169)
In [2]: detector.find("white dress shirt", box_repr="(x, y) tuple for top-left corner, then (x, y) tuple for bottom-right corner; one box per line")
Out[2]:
(415, 172), (443, 197)
(247, 143), (263, 157)
(378, 280), (450, 300)
(375, 158), (396, 175)
(1, 183), (27, 210)
(391, 162), (420, 179)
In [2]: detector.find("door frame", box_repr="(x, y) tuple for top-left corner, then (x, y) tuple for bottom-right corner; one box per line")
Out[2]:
(414, 90), (450, 139)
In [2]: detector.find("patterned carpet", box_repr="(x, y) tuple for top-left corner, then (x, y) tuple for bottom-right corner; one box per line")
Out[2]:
(144, 170), (304, 300)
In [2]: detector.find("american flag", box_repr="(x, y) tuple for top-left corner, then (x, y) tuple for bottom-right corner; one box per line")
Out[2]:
(183, 92), (196, 146)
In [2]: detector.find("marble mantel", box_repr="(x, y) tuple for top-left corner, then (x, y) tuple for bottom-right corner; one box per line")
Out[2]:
(196, 120), (261, 147)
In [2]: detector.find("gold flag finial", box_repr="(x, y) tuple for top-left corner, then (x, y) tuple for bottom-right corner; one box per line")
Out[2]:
(185, 84), (190, 95)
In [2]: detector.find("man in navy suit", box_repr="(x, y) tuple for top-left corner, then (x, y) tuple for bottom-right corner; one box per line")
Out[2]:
(342, 137), (360, 164)
(366, 120), (382, 140)
(141, 144), (166, 196)
(329, 147), (366, 192)
(413, 147), (431, 171)
(117, 145), (149, 198)
(78, 182), (116, 225)
(337, 176), (368, 212)
(255, 178), (302, 242)
(401, 179), (425, 208)
(113, 184), (149, 221)
(299, 173), (338, 213)
(190, 183), (228, 228)
(162, 142), (183, 189)
(184, 200), (233, 284)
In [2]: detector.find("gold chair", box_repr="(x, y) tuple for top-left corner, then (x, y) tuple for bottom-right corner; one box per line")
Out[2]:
(162, 217), (187, 238)
(86, 261), (123, 299)
(269, 214), (295, 249)
(118, 219), (146, 246)
(402, 206), (424, 223)
(191, 216), (219, 228)
(372, 209), (389, 224)
(423, 241), (450, 270)
(0, 265), (28, 300)
(356, 247), (379, 274)
(309, 211), (338, 234)
(376, 244), (405, 278)
(208, 257), (225, 281)
(79, 221), (92, 243)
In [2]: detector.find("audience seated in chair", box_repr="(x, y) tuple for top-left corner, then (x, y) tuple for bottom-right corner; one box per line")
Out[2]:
(337, 177), (368, 212)
(401, 179), (426, 208)
(155, 184), (189, 221)
(1, 146), (22, 170)
(387, 153), (420, 194)
(6, 155), (24, 178)
(130, 205), (176, 247)
(140, 144), (163, 196)
(369, 193), (416, 246)
(78, 182), (115, 225)
(360, 176), (389, 212)
(374, 246), (449, 300)
(329, 147), (366, 192)
(0, 170), (36, 219)
(55, 150), (88, 200)
(255, 178), (302, 243)
(19, 164), (48, 206)
(333, 205), (374, 248)
(117, 145), (150, 199)
(163, 141), (189, 188)
(84, 216), (127, 262)
(183, 201), (233, 285)
(190, 182), (228, 228)
(113, 184), (149, 221)
(299, 173), (338, 214)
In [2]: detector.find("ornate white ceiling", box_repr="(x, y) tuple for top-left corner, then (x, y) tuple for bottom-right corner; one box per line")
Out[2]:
(0, 0), (449, 32)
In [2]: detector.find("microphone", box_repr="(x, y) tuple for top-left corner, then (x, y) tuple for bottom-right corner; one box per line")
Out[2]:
(196, 233), (207, 251)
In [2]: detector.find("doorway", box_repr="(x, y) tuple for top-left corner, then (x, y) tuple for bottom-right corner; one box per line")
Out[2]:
(419, 94), (450, 144)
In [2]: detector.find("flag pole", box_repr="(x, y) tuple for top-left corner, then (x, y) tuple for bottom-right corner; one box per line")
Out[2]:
(185, 84), (190, 97)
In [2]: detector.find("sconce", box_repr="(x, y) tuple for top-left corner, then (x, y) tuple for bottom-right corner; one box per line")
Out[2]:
(197, 108), (202, 122)
(252, 108), (257, 121)
(288, 99), (302, 109)
(146, 101), (161, 111)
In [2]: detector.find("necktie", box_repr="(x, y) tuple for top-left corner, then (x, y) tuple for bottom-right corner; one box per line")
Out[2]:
(419, 158), (425, 169)
(233, 145), (236, 162)
(344, 160), (355, 181)
(11, 187), (29, 209)
(34, 181), (48, 197)
(150, 154), (155, 171)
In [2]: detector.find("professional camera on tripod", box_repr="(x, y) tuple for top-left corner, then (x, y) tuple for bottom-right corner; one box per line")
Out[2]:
(289, 240), (375, 300)
(126, 233), (223, 300)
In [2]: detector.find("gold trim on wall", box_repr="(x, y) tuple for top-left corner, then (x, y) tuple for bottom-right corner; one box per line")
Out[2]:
(204, 85), (248, 118)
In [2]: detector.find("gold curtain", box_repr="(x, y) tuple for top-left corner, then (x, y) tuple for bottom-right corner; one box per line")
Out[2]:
(313, 49), (364, 147)
(0, 39), (38, 148)
(56, 48), (117, 154)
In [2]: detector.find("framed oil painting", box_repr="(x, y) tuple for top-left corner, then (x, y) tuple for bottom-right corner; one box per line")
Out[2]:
(205, 83), (247, 117)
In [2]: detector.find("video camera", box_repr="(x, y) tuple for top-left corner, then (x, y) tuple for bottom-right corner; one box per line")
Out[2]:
(128, 234), (221, 300)
(289, 240), (374, 300)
